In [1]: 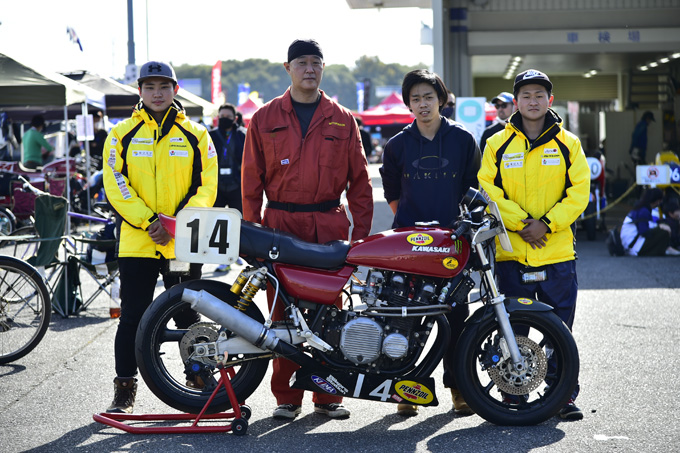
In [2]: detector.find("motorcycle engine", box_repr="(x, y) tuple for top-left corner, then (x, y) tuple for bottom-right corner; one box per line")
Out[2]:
(325, 269), (440, 369)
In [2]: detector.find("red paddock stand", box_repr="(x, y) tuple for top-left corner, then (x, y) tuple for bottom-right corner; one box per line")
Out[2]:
(93, 364), (251, 436)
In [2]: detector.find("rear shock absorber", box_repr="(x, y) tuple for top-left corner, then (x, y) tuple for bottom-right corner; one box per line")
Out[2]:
(231, 267), (268, 312)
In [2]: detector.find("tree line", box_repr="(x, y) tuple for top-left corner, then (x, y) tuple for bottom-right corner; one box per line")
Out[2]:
(174, 56), (427, 111)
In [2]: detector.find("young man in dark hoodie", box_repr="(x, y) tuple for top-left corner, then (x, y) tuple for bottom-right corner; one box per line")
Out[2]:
(380, 69), (481, 417)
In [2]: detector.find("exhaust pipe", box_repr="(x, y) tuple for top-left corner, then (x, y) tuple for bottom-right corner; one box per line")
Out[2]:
(182, 288), (279, 350)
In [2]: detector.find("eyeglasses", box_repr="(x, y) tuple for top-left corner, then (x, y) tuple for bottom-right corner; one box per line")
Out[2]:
(494, 103), (509, 109)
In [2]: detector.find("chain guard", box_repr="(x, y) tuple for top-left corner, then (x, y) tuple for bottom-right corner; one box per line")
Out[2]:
(179, 322), (220, 364)
(487, 336), (547, 395)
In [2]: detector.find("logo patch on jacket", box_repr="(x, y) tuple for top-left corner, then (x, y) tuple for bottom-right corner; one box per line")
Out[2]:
(169, 137), (184, 143)
(169, 149), (189, 157)
(131, 138), (153, 145)
(502, 153), (523, 161)
(542, 158), (560, 166)
(207, 141), (217, 159)
(132, 150), (153, 157)
(110, 138), (118, 146)
(543, 148), (559, 157)
(504, 161), (523, 169)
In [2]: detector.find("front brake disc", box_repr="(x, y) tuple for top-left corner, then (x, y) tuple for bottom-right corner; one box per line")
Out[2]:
(487, 336), (548, 395)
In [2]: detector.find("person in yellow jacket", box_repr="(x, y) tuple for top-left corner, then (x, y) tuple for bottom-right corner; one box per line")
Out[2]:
(102, 61), (218, 414)
(478, 69), (589, 421)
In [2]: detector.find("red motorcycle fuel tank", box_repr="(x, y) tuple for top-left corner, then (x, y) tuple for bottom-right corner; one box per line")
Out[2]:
(273, 263), (354, 305)
(346, 227), (470, 278)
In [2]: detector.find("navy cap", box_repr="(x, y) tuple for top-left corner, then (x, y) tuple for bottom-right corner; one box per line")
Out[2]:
(138, 61), (177, 85)
(513, 69), (552, 94)
(492, 92), (514, 104)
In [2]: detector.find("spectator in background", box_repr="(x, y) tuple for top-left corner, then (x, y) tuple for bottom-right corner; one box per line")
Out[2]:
(629, 111), (655, 166)
(355, 117), (373, 161)
(479, 92), (516, 153)
(22, 115), (54, 169)
(661, 198), (680, 250)
(441, 90), (456, 119)
(621, 188), (679, 256)
(210, 103), (247, 272)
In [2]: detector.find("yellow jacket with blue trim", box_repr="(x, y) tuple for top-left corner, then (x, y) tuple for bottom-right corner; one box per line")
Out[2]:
(478, 109), (590, 266)
(102, 101), (218, 259)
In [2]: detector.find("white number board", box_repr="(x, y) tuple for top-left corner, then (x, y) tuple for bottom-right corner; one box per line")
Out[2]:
(175, 207), (241, 264)
(636, 165), (671, 186)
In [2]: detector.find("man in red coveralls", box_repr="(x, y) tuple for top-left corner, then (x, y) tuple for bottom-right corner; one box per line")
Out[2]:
(241, 39), (373, 421)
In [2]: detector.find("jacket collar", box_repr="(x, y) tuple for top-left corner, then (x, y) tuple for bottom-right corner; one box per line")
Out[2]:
(281, 88), (333, 117)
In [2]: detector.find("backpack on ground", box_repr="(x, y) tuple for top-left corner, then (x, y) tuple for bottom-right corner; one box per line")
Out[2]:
(605, 226), (625, 256)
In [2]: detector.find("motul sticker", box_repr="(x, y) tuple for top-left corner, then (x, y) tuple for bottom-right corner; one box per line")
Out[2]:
(132, 150), (153, 157)
(407, 233), (433, 246)
(442, 257), (459, 270)
(169, 149), (189, 157)
(518, 298), (533, 305)
(311, 375), (337, 394)
(131, 138), (153, 145)
(395, 381), (434, 404)
(412, 246), (450, 253)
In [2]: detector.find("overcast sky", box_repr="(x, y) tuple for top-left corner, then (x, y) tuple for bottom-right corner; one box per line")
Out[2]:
(1, 0), (433, 78)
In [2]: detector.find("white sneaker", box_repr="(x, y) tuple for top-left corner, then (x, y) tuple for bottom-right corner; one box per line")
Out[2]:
(665, 246), (680, 256)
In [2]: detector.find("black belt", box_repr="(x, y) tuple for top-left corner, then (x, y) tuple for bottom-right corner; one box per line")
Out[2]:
(266, 198), (341, 213)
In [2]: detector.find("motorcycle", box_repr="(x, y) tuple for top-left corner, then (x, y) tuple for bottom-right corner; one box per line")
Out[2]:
(135, 188), (579, 426)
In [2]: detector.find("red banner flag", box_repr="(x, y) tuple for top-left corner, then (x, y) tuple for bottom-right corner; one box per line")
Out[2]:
(211, 61), (223, 104)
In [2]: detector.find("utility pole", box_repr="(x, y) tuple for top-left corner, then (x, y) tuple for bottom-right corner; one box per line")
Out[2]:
(124, 0), (137, 84)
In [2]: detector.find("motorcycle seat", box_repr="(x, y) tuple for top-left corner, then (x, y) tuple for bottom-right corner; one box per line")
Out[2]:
(239, 221), (351, 270)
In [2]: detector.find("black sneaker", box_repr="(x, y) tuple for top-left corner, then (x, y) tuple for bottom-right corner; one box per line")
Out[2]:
(559, 399), (584, 420)
(314, 403), (350, 419)
(272, 404), (302, 420)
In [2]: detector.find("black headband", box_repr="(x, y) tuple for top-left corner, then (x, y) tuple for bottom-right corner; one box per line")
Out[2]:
(287, 39), (323, 63)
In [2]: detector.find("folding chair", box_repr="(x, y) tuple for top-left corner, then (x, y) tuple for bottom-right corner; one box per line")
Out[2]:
(21, 193), (119, 317)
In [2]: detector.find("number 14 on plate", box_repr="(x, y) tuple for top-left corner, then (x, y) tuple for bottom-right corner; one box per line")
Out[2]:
(175, 207), (242, 265)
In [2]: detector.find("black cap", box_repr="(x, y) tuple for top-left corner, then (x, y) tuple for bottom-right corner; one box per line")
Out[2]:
(138, 61), (177, 85)
(513, 69), (552, 94)
(642, 111), (655, 122)
(287, 39), (323, 63)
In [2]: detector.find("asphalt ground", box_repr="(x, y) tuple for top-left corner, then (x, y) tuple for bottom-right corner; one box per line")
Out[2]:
(2, 164), (679, 452)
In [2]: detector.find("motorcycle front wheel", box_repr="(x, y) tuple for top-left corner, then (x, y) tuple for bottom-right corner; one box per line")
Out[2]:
(453, 309), (579, 426)
(136, 279), (270, 414)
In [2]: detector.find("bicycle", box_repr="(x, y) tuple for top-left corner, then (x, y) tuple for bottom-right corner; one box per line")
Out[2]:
(0, 255), (51, 364)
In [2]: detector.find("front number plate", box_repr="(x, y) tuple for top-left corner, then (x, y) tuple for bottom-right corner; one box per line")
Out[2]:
(175, 207), (241, 264)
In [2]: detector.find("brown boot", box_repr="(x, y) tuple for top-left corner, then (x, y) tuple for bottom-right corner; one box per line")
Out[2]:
(106, 377), (138, 414)
(451, 389), (474, 416)
(396, 404), (419, 417)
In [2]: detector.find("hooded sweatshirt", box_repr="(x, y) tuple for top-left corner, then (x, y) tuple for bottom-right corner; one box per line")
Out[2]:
(380, 117), (481, 228)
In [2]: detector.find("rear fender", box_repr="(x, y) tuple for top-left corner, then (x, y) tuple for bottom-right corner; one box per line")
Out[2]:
(467, 297), (553, 325)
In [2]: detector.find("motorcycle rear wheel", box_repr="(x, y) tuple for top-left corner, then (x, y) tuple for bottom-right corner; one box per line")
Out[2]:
(136, 279), (270, 414)
(453, 310), (579, 426)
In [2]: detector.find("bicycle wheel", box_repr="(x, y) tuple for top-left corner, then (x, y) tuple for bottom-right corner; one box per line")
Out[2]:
(0, 255), (51, 364)
(0, 226), (39, 261)
(0, 207), (16, 236)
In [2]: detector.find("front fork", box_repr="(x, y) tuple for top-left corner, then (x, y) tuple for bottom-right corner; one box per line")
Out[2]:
(473, 241), (527, 371)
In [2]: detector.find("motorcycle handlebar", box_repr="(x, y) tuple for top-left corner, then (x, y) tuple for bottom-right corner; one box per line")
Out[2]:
(451, 222), (469, 240)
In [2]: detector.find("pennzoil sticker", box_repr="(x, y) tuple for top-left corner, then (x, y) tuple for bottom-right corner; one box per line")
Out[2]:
(442, 257), (459, 270)
(407, 233), (433, 246)
(395, 381), (434, 404)
(518, 298), (533, 305)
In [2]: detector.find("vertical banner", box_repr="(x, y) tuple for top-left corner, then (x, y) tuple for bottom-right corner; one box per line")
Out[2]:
(356, 82), (365, 112)
(455, 97), (487, 145)
(211, 61), (223, 105)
